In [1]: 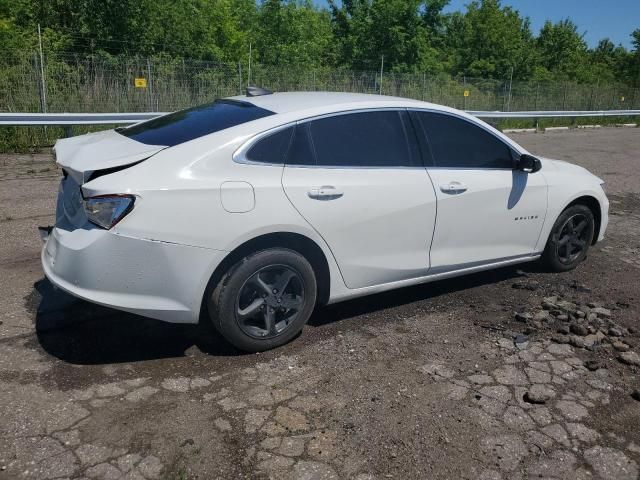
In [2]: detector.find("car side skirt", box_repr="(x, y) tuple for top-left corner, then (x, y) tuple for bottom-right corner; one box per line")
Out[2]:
(327, 253), (541, 305)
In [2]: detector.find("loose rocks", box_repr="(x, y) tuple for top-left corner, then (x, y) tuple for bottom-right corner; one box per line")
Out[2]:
(618, 351), (640, 366)
(609, 327), (623, 337)
(613, 341), (630, 352)
(591, 307), (612, 318)
(524, 385), (556, 404)
(570, 324), (589, 336)
(585, 360), (602, 371)
(515, 312), (532, 323)
(551, 334), (570, 344)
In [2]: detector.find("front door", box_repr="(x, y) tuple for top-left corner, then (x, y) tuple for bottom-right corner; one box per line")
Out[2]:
(412, 110), (547, 270)
(282, 110), (437, 289)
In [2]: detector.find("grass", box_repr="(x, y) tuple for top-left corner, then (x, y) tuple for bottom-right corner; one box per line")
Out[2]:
(0, 124), (118, 153)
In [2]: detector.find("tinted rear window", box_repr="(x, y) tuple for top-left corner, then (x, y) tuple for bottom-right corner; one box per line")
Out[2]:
(306, 111), (417, 167)
(245, 127), (294, 164)
(118, 100), (275, 147)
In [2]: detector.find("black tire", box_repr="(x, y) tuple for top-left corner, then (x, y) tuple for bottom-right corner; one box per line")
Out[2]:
(208, 248), (317, 352)
(541, 204), (595, 272)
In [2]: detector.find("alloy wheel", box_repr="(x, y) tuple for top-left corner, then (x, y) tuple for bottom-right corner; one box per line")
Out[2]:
(556, 213), (590, 264)
(235, 265), (305, 339)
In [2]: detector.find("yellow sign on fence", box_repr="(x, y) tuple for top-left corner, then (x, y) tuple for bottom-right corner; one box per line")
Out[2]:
(463, 90), (470, 97)
(134, 78), (147, 88)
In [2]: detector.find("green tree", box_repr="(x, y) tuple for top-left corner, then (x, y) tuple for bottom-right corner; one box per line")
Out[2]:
(0, 0), (638, 86)
(329, 0), (446, 72)
(445, 0), (536, 79)
(536, 19), (589, 81)
(256, 0), (334, 67)
(588, 38), (629, 84)
(627, 29), (640, 86)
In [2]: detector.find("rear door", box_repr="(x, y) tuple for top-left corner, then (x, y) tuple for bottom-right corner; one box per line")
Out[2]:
(412, 110), (547, 269)
(281, 110), (437, 289)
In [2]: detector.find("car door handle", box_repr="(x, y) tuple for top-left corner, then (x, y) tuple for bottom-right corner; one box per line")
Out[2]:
(440, 182), (467, 194)
(308, 186), (344, 200)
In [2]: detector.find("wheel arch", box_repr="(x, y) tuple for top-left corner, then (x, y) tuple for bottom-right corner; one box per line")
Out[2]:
(565, 195), (602, 245)
(199, 232), (332, 322)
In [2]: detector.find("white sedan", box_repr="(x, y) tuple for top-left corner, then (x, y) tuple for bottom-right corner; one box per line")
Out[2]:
(42, 91), (609, 351)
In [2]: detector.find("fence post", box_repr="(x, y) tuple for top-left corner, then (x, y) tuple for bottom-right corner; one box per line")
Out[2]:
(33, 53), (43, 112)
(146, 58), (154, 112)
(506, 67), (513, 112)
(463, 76), (467, 110)
(422, 72), (426, 101)
(247, 43), (252, 87)
(379, 55), (384, 95)
(502, 81), (507, 111)
(37, 24), (47, 113)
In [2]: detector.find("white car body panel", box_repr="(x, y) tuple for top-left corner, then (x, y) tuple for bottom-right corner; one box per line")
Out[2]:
(42, 92), (609, 324)
(282, 166), (436, 289)
(55, 128), (166, 183)
(427, 167), (547, 268)
(533, 158), (608, 252)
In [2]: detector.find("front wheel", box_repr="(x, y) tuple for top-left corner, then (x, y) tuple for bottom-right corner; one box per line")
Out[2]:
(541, 204), (595, 272)
(208, 248), (317, 352)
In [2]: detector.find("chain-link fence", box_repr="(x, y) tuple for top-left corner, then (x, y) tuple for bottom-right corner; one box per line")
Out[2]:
(0, 51), (638, 150)
(2, 51), (638, 114)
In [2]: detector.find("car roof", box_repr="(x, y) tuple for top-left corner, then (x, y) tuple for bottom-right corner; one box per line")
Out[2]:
(227, 91), (448, 115)
(222, 91), (528, 156)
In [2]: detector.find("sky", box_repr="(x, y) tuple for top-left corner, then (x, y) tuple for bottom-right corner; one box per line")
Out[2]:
(442, 0), (638, 49)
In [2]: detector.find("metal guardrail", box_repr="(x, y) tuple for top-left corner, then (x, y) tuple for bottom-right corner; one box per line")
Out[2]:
(0, 110), (638, 126)
(468, 109), (640, 119)
(0, 112), (168, 125)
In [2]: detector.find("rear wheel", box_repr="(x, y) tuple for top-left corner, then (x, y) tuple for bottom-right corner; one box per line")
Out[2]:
(209, 248), (317, 352)
(541, 204), (595, 272)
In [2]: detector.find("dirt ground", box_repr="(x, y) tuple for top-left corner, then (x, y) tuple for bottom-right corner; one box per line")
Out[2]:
(1, 127), (639, 480)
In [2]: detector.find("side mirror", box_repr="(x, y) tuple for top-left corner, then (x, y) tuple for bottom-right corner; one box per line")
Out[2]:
(516, 154), (542, 173)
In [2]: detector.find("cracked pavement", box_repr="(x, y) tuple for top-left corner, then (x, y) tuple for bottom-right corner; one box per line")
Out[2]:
(1, 127), (639, 479)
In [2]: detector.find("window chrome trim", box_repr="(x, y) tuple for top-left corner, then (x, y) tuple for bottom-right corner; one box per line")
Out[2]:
(282, 164), (428, 170)
(295, 107), (405, 125)
(232, 106), (524, 169)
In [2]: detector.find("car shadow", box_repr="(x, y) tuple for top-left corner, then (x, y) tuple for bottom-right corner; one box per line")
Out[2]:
(308, 262), (543, 327)
(31, 279), (241, 365)
(32, 262), (541, 364)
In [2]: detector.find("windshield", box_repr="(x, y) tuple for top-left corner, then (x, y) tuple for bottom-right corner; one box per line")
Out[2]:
(118, 99), (275, 147)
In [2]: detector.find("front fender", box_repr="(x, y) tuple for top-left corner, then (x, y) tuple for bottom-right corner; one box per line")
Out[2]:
(534, 163), (608, 253)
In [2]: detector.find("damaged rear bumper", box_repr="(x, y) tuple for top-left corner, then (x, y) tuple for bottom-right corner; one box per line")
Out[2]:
(41, 226), (225, 324)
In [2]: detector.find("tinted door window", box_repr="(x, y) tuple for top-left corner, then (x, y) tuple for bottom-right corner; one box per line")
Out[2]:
(417, 112), (513, 169)
(245, 127), (293, 164)
(305, 111), (417, 167)
(119, 100), (274, 147)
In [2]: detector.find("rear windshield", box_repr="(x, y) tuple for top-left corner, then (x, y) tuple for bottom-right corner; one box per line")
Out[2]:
(118, 99), (275, 147)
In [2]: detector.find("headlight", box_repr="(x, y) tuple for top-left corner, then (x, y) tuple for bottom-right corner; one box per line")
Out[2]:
(84, 195), (135, 229)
